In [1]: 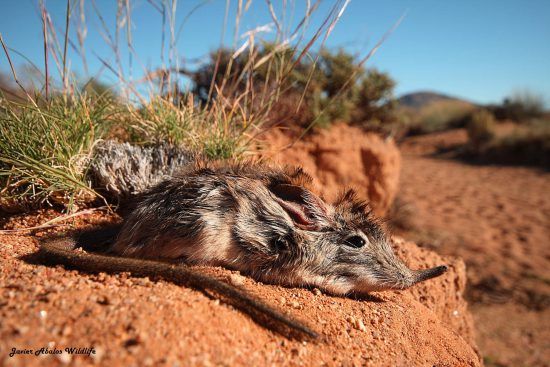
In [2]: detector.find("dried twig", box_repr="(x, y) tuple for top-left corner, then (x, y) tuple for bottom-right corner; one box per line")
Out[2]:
(0, 207), (111, 235)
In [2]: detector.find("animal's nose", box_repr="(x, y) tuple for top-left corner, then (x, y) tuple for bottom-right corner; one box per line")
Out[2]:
(412, 265), (448, 284)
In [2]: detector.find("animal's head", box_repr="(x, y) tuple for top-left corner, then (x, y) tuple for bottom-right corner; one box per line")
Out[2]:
(232, 167), (447, 296)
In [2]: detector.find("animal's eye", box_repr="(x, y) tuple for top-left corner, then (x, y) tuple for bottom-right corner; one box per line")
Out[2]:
(344, 235), (366, 248)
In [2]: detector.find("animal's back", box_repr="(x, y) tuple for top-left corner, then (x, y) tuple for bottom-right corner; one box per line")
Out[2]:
(109, 162), (298, 271)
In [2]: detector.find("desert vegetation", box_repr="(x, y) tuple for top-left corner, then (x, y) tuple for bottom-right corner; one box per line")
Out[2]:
(0, 0), (400, 213)
(396, 90), (549, 168)
(0, 1), (404, 214)
(403, 98), (477, 135)
(458, 93), (549, 168)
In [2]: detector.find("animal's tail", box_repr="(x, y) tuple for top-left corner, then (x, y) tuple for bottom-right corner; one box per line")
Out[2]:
(89, 141), (198, 200)
(39, 234), (318, 340)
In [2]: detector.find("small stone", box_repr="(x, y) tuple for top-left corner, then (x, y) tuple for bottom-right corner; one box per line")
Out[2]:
(356, 319), (367, 332)
(279, 297), (287, 305)
(229, 274), (244, 286)
(62, 325), (72, 336)
(39, 310), (47, 319)
(15, 325), (29, 335)
(57, 353), (72, 364)
(312, 288), (322, 296)
(135, 277), (151, 286)
(290, 301), (300, 309)
(96, 295), (110, 305)
(347, 316), (367, 332)
(91, 346), (105, 364)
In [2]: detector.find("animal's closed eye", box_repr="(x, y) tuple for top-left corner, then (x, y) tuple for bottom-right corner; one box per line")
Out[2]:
(344, 235), (366, 248)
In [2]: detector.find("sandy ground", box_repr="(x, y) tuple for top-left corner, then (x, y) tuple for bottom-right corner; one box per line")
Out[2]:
(0, 125), (547, 366)
(397, 128), (550, 367)
(0, 211), (479, 366)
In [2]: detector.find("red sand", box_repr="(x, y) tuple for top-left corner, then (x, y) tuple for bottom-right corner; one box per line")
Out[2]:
(398, 128), (550, 366)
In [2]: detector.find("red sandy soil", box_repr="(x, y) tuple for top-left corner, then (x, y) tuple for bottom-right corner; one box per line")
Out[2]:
(0, 122), (482, 367)
(397, 128), (550, 367)
(1, 123), (546, 366)
(0, 209), (479, 366)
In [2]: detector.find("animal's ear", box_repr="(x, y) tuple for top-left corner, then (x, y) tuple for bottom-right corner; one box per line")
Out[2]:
(269, 183), (330, 231)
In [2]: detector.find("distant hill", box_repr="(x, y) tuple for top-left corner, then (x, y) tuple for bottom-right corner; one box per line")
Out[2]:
(397, 91), (479, 134)
(398, 91), (472, 109)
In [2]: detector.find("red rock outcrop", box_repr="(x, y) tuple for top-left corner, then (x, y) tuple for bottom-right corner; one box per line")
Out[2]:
(264, 123), (401, 216)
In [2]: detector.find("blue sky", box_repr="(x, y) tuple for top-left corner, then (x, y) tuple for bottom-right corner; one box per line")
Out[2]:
(0, 0), (549, 105)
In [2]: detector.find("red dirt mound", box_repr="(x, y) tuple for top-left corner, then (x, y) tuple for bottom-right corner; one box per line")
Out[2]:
(263, 123), (401, 216)
(0, 210), (480, 366)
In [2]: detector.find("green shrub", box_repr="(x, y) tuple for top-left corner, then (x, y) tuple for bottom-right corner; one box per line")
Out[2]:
(481, 120), (550, 167)
(407, 100), (476, 135)
(0, 93), (114, 210)
(491, 90), (545, 122)
(189, 46), (397, 131)
(1, 1), (369, 212)
(467, 109), (496, 150)
(353, 69), (397, 124)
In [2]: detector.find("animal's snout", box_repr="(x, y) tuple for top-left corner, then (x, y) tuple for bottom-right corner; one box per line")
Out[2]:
(412, 265), (448, 284)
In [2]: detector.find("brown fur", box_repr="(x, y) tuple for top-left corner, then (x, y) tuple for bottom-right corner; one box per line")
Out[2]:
(38, 160), (447, 340)
(111, 160), (447, 295)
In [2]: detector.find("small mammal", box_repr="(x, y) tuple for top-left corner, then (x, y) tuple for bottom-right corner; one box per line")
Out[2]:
(40, 148), (447, 338)
(110, 160), (447, 294)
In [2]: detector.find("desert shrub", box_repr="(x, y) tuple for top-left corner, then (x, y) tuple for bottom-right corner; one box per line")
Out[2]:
(353, 69), (397, 124)
(491, 90), (545, 122)
(407, 100), (477, 135)
(467, 109), (496, 150)
(189, 46), (397, 131)
(1, 1), (365, 212)
(480, 120), (550, 167)
(0, 94), (114, 210)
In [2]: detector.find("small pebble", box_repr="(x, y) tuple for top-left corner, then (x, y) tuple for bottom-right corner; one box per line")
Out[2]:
(347, 316), (367, 332)
(312, 288), (322, 296)
(96, 295), (110, 305)
(91, 346), (105, 364)
(15, 325), (29, 335)
(229, 274), (244, 286)
(57, 353), (72, 365)
(356, 319), (367, 332)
